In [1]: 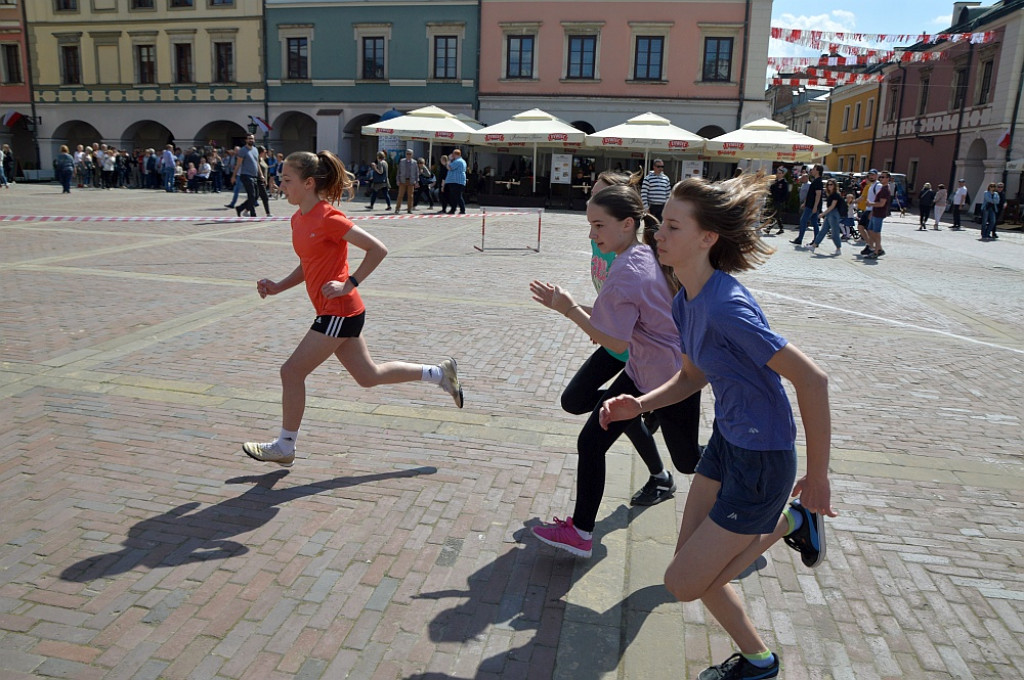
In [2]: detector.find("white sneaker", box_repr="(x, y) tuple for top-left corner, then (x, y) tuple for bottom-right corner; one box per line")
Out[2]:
(242, 440), (295, 467)
(438, 357), (464, 408)
(807, 244), (816, 252)
(834, 247), (842, 255)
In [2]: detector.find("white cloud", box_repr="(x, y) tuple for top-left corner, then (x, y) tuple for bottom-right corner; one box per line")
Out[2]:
(932, 14), (952, 27)
(774, 12), (856, 33)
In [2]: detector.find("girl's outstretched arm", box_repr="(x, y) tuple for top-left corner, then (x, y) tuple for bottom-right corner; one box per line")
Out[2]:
(257, 264), (304, 298)
(766, 343), (837, 518)
(529, 280), (629, 354)
(599, 355), (707, 429)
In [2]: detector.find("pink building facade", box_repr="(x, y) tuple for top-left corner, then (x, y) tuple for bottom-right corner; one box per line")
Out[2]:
(0, 0), (34, 174)
(477, 0), (771, 138)
(875, 0), (1024, 205)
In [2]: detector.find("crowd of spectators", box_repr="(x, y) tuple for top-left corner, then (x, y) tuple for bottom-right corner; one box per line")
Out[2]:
(64, 142), (283, 197)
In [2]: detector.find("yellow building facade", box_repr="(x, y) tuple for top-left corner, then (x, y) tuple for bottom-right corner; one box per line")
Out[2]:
(26, 0), (264, 167)
(824, 82), (880, 174)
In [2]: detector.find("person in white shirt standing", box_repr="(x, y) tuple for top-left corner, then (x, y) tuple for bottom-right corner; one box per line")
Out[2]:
(640, 159), (671, 221)
(951, 179), (969, 230)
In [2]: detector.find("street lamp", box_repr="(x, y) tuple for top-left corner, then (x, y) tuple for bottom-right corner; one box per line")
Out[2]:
(914, 119), (934, 145)
(246, 118), (258, 136)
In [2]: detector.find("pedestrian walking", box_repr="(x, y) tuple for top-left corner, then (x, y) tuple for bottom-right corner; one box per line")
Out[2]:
(807, 179), (844, 255)
(932, 184), (947, 229)
(917, 183), (936, 230)
(528, 184), (703, 559)
(366, 151), (391, 210)
(54, 145), (75, 194)
(600, 172), (836, 680)
(951, 179), (968, 230)
(242, 150), (464, 467)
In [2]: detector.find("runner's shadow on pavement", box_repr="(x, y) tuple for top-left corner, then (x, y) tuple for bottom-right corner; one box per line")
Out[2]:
(406, 504), (676, 680)
(59, 466), (436, 582)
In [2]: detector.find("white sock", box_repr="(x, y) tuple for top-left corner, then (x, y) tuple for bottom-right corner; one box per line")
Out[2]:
(421, 365), (443, 384)
(277, 428), (298, 453)
(575, 526), (592, 540)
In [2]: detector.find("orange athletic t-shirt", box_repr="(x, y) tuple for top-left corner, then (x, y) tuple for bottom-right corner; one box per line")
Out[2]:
(291, 201), (365, 317)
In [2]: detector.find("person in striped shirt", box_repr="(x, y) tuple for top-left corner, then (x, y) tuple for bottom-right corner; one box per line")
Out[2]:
(641, 159), (672, 221)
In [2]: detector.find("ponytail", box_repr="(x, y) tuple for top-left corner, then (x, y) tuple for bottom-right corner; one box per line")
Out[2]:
(284, 150), (352, 205)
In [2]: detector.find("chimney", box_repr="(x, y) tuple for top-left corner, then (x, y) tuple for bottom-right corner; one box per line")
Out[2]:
(952, 2), (982, 27)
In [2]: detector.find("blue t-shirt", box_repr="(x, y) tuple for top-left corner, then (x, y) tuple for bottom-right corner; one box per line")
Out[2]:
(672, 269), (795, 450)
(446, 157), (467, 185)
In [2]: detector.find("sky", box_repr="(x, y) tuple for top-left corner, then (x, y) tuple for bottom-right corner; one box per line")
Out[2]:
(769, 0), (966, 59)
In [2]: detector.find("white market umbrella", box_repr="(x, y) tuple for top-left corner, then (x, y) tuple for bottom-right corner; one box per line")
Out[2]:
(585, 112), (705, 171)
(469, 109), (587, 192)
(361, 105), (480, 159)
(703, 118), (831, 162)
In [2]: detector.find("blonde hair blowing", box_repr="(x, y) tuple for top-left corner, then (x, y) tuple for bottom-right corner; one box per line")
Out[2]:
(670, 173), (776, 273)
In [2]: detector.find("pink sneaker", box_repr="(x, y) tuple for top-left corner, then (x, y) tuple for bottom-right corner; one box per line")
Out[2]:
(531, 517), (592, 558)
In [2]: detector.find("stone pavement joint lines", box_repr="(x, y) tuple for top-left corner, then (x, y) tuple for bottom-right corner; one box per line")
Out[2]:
(1, 187), (1022, 679)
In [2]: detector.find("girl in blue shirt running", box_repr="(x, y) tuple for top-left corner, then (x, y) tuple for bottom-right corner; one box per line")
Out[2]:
(600, 173), (837, 680)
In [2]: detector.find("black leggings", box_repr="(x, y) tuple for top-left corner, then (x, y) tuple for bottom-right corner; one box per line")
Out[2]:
(570, 364), (702, 533)
(562, 348), (663, 476)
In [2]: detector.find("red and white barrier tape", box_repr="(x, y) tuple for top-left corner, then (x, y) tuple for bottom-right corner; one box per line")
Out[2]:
(0, 210), (542, 224)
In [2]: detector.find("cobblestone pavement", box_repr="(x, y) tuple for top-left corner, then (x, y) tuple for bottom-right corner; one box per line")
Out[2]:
(1, 183), (1021, 680)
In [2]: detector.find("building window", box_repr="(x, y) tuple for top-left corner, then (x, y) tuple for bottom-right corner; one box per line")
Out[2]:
(977, 60), (993, 105)
(634, 36), (663, 81)
(174, 43), (193, 83)
(702, 37), (732, 82)
(841, 105), (850, 131)
(135, 44), (155, 84)
(362, 37), (385, 80)
(952, 67), (967, 109)
(169, 0), (193, 7)
(55, 0), (77, 9)
(506, 35), (534, 79)
(1, 44), (22, 84)
(131, 0), (154, 8)
(209, 0), (233, 5)
(918, 74), (930, 115)
(859, 156), (866, 172)
(286, 37), (308, 79)
(853, 102), (861, 129)
(865, 98), (874, 126)
(60, 44), (80, 84)
(838, 156), (844, 172)
(887, 84), (899, 122)
(433, 36), (457, 79)
(566, 35), (596, 79)
(214, 41), (233, 82)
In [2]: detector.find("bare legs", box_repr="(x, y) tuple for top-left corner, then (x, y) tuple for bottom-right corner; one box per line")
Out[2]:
(664, 474), (790, 655)
(279, 331), (424, 431)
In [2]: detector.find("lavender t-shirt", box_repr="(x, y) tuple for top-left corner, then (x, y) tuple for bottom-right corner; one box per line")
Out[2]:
(589, 244), (681, 392)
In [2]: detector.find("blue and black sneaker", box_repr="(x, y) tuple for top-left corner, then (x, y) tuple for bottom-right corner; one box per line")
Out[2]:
(698, 652), (780, 680)
(783, 498), (826, 568)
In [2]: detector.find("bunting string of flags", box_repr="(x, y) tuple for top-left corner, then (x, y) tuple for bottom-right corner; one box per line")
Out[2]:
(770, 70), (886, 86)
(768, 52), (945, 69)
(771, 77), (880, 87)
(770, 27), (996, 47)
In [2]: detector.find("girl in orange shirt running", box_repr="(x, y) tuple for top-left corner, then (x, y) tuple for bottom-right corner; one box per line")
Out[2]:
(243, 150), (463, 467)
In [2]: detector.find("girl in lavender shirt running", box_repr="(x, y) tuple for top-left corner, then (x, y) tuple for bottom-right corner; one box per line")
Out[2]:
(528, 185), (702, 559)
